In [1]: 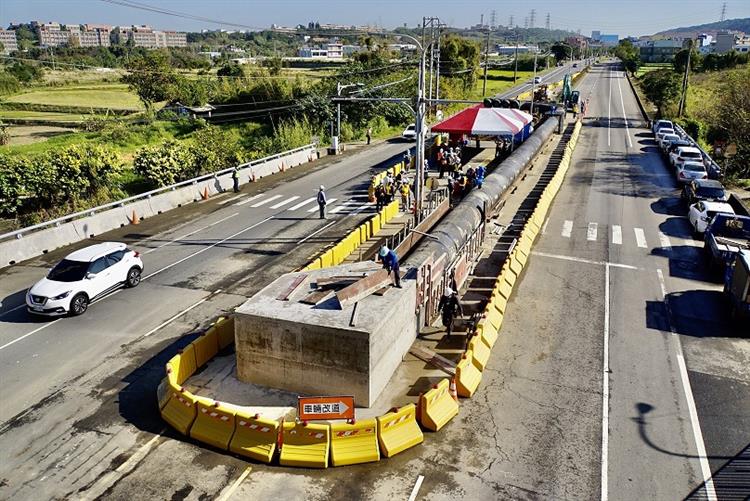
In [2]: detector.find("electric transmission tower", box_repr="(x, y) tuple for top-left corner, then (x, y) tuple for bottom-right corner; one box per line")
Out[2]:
(545, 13), (550, 31)
(524, 17), (528, 30)
(509, 15), (514, 28)
(530, 9), (536, 29)
(490, 10), (497, 29)
(720, 2), (727, 21)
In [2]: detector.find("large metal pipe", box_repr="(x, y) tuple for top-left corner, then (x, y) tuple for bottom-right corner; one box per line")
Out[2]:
(406, 117), (557, 269)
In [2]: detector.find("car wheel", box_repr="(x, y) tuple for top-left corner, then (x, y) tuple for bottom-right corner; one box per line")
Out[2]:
(126, 266), (142, 288)
(70, 293), (88, 316)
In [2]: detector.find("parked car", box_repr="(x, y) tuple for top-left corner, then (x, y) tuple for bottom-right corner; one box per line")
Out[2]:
(26, 242), (143, 316)
(664, 139), (692, 160)
(652, 119), (674, 135)
(676, 161), (708, 184)
(402, 123), (417, 141)
(704, 213), (750, 272)
(655, 129), (676, 148)
(533, 76), (542, 84)
(658, 133), (681, 152)
(682, 179), (728, 205)
(725, 250), (750, 322)
(670, 146), (703, 168)
(688, 201), (735, 235)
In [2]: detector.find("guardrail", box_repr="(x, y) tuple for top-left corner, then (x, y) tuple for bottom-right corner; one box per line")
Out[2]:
(671, 124), (722, 179)
(1, 144), (315, 242)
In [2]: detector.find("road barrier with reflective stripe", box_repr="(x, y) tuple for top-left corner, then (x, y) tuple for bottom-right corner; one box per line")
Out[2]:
(419, 379), (459, 432)
(376, 404), (424, 457)
(279, 421), (331, 468)
(229, 411), (280, 463)
(190, 400), (237, 450)
(329, 419), (380, 466)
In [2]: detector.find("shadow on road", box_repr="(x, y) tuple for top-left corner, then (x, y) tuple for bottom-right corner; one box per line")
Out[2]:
(651, 196), (684, 216)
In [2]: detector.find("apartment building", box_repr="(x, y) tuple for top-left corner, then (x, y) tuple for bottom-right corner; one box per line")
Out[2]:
(0, 29), (18, 53)
(116, 25), (187, 48)
(36, 22), (79, 47)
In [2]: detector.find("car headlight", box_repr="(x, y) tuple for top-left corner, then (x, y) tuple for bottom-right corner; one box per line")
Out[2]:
(51, 290), (72, 300)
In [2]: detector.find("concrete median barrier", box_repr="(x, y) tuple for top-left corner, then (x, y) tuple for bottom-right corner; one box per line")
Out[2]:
(468, 336), (491, 371)
(419, 379), (459, 432)
(192, 329), (219, 368)
(229, 411), (281, 463)
(456, 352), (483, 398)
(279, 421), (331, 468)
(377, 404), (423, 457)
(330, 419), (380, 467)
(190, 400), (237, 451)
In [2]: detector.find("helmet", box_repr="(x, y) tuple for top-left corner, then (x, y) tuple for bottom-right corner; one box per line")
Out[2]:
(378, 246), (389, 257)
(319, 185), (325, 190)
(443, 287), (454, 296)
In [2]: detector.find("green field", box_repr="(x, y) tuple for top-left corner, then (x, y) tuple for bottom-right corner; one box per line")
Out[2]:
(635, 63), (672, 78)
(0, 110), (97, 122)
(4, 84), (144, 111)
(468, 69), (537, 101)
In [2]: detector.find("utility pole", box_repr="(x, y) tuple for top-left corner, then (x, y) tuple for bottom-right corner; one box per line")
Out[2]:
(490, 10), (497, 29)
(720, 2), (727, 21)
(678, 40), (692, 117)
(530, 51), (538, 115)
(482, 29), (491, 96)
(509, 15), (514, 28)
(335, 82), (364, 153)
(545, 13), (551, 31)
(514, 30), (519, 83)
(435, 22), (442, 114)
(530, 9), (536, 29)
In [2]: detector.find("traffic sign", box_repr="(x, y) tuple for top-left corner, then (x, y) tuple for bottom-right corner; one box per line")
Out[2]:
(298, 395), (354, 421)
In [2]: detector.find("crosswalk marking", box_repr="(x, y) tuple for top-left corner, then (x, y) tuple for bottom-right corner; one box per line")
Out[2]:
(235, 194), (263, 206)
(250, 194), (283, 208)
(307, 198), (337, 212)
(270, 195), (299, 209)
(562, 220), (573, 238)
(634, 228), (648, 248)
(351, 201), (375, 215)
(330, 200), (364, 214)
(587, 222), (598, 241)
(288, 197), (316, 211)
(612, 225), (622, 245)
(659, 232), (672, 250)
(218, 194), (244, 205)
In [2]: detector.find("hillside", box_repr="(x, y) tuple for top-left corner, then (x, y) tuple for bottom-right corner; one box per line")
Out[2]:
(653, 17), (750, 37)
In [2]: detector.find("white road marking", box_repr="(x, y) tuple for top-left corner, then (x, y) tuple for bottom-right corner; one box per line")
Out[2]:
(144, 213), (239, 254)
(331, 200), (363, 213)
(587, 222), (598, 241)
(0, 319), (61, 352)
(142, 216), (274, 280)
(659, 232), (672, 250)
(656, 269), (717, 501)
(217, 466), (253, 501)
(307, 198), (337, 212)
(634, 228), (648, 248)
(407, 475), (425, 501)
(541, 218), (549, 234)
(562, 220), (573, 238)
(298, 221), (337, 244)
(234, 194), (263, 206)
(616, 73), (634, 148)
(142, 290), (219, 337)
(612, 225), (622, 245)
(608, 65), (612, 147)
(350, 201), (375, 215)
(269, 195), (299, 209)
(601, 263), (611, 501)
(288, 197), (316, 211)
(532, 251), (639, 270)
(80, 429), (166, 501)
(218, 194), (245, 205)
(250, 194), (282, 207)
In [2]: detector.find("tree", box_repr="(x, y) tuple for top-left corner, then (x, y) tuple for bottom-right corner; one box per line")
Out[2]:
(7, 61), (44, 84)
(714, 69), (750, 178)
(613, 40), (640, 74)
(640, 69), (680, 117)
(133, 141), (195, 187)
(673, 47), (701, 74)
(122, 51), (180, 112)
(550, 42), (573, 63)
(440, 36), (480, 91)
(217, 63), (244, 77)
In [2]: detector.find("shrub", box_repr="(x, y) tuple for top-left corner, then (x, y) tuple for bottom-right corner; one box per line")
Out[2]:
(133, 140), (194, 187)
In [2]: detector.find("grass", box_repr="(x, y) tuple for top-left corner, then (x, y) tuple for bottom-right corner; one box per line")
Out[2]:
(0, 110), (101, 121)
(635, 63), (672, 78)
(4, 83), (144, 111)
(468, 69), (536, 100)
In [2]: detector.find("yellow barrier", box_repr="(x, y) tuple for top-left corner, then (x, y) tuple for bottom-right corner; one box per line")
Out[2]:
(193, 329), (219, 368)
(167, 344), (197, 385)
(190, 400), (236, 450)
(419, 379), (459, 432)
(279, 421), (330, 468)
(359, 224), (369, 244)
(161, 382), (212, 435)
(306, 260), (321, 271)
(377, 404), (424, 457)
(321, 249), (333, 268)
(484, 300), (503, 331)
(478, 319), (499, 349)
(469, 336), (491, 371)
(509, 253), (524, 277)
(229, 411), (280, 464)
(500, 263), (516, 289)
(370, 213), (381, 235)
(330, 419), (380, 467)
(456, 352), (482, 398)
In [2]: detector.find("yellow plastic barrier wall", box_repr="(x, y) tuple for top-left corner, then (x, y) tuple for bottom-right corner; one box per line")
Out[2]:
(279, 421), (330, 468)
(168, 344), (197, 385)
(190, 400), (236, 450)
(192, 329), (219, 368)
(456, 352), (483, 398)
(377, 403), (424, 457)
(468, 336), (491, 371)
(419, 379), (459, 432)
(330, 419), (380, 466)
(161, 382), (198, 435)
(229, 411), (280, 464)
(215, 317), (234, 350)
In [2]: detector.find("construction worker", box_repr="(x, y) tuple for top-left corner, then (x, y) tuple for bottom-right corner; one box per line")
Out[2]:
(317, 185), (327, 219)
(368, 176), (377, 203)
(232, 167), (240, 193)
(375, 184), (386, 211)
(378, 246), (401, 288)
(475, 165), (486, 189)
(399, 181), (411, 212)
(438, 287), (463, 339)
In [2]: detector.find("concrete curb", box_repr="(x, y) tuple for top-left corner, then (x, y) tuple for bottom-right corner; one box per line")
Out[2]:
(625, 70), (652, 124)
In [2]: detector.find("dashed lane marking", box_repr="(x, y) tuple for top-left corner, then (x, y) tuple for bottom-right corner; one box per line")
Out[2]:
(562, 220), (573, 238)
(659, 232), (672, 251)
(634, 227), (648, 248)
(612, 225), (622, 245)
(587, 222), (598, 241)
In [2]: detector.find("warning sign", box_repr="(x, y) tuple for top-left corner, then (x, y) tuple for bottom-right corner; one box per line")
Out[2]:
(298, 395), (354, 421)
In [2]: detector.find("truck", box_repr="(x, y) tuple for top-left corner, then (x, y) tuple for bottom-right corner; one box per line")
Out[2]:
(704, 213), (750, 273)
(725, 250), (750, 322)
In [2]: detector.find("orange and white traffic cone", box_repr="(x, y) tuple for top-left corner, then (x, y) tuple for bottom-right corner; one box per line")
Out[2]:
(129, 209), (139, 225)
(201, 186), (209, 200)
(449, 377), (459, 402)
(251, 171), (257, 182)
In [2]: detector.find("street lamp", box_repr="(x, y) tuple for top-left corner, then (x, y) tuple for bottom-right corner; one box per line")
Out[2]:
(334, 82), (364, 154)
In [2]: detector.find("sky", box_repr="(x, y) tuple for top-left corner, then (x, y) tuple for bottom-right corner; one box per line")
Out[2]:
(1, 0), (749, 37)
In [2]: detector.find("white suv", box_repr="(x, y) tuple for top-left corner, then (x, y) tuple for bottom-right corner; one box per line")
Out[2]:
(26, 242), (143, 316)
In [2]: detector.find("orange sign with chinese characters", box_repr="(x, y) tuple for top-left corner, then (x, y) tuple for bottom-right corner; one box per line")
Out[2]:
(298, 395), (355, 421)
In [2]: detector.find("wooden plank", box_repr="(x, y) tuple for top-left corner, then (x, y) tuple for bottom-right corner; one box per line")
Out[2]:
(300, 289), (334, 305)
(409, 345), (457, 376)
(372, 287), (390, 296)
(335, 269), (391, 309)
(315, 276), (362, 287)
(276, 274), (307, 301)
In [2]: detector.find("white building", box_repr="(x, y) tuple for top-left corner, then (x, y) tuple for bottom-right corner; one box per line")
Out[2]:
(0, 29), (18, 53)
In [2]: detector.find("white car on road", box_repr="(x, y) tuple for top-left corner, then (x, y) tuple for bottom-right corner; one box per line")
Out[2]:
(652, 119), (674, 135)
(676, 161), (708, 184)
(688, 201), (735, 235)
(670, 145), (703, 168)
(402, 123), (417, 141)
(26, 242), (143, 316)
(658, 133), (681, 152)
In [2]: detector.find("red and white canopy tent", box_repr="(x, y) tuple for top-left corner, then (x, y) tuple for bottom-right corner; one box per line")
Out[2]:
(430, 105), (533, 143)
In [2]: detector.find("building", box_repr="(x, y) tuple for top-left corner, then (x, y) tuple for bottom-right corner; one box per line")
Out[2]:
(35, 22), (80, 47)
(566, 35), (589, 52)
(115, 25), (187, 48)
(599, 34), (619, 46)
(326, 41), (343, 59)
(735, 35), (750, 53)
(495, 44), (537, 55)
(591, 30), (601, 41)
(0, 29), (18, 53)
(73, 24), (111, 47)
(639, 39), (683, 63)
(297, 38), (346, 59)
